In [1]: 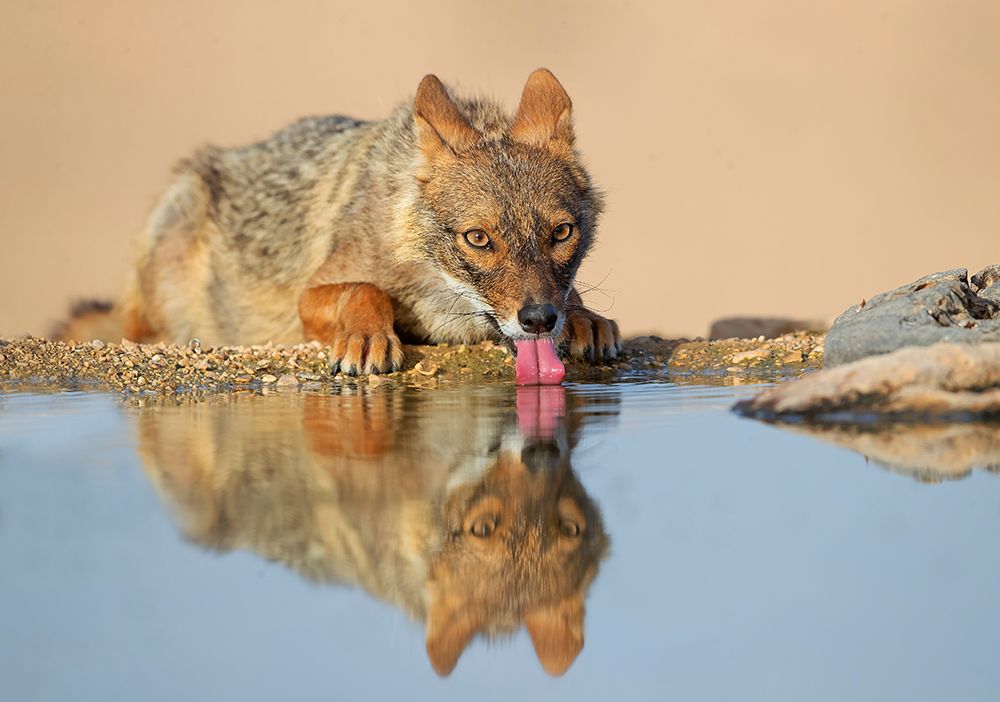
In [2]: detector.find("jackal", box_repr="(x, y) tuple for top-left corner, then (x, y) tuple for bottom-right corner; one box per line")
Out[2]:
(55, 70), (620, 380)
(135, 386), (610, 675)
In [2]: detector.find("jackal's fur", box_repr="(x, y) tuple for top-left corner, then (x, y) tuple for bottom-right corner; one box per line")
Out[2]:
(56, 70), (621, 373)
(135, 388), (609, 675)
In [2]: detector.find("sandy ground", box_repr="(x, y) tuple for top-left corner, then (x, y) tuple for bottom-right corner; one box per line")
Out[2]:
(0, 333), (823, 395)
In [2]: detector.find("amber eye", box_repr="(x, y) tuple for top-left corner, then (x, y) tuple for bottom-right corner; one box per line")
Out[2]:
(559, 520), (581, 538)
(469, 516), (497, 538)
(464, 229), (491, 248)
(552, 223), (574, 242)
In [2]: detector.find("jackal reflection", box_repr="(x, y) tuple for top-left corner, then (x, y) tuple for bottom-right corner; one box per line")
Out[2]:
(133, 386), (611, 676)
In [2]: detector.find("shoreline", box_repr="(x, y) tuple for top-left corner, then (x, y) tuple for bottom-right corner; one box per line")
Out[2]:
(0, 332), (823, 395)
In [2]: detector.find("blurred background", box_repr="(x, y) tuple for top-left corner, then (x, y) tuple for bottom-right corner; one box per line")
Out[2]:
(1, 0), (997, 339)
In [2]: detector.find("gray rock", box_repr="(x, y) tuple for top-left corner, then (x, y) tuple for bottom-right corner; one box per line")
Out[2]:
(971, 264), (1000, 292)
(825, 267), (1000, 366)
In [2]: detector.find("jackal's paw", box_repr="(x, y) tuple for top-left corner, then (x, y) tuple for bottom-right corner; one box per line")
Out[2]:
(329, 331), (405, 376)
(561, 310), (622, 363)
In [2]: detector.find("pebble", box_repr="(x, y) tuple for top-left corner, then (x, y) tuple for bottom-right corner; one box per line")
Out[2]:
(781, 351), (804, 364)
(414, 360), (439, 376)
(260, 374), (278, 384)
(729, 349), (769, 363)
(276, 374), (299, 387)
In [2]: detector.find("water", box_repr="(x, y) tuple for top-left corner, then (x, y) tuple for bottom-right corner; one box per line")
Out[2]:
(1, 382), (998, 701)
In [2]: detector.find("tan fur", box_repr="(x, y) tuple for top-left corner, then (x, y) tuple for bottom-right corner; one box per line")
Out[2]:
(54, 70), (622, 369)
(134, 388), (609, 675)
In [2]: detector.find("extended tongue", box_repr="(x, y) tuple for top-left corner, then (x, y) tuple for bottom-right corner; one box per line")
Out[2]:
(515, 339), (565, 385)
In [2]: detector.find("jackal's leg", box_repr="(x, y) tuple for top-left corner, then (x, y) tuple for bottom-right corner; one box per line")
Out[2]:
(298, 283), (405, 375)
(560, 288), (623, 362)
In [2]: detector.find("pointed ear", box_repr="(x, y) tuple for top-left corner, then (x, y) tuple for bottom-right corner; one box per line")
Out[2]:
(523, 593), (585, 676)
(511, 68), (574, 148)
(425, 591), (480, 676)
(413, 74), (478, 160)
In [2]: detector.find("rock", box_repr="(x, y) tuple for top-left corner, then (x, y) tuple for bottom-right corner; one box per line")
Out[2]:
(728, 349), (768, 363)
(90, 339), (105, 349)
(824, 267), (1000, 366)
(734, 342), (1000, 420)
(709, 317), (826, 340)
(276, 373), (299, 387)
(260, 374), (278, 384)
(971, 264), (1000, 291)
(780, 350), (803, 364)
(972, 264), (1000, 306)
(414, 360), (439, 376)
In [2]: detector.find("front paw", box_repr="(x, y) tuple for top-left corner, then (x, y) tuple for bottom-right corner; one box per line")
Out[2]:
(329, 331), (405, 376)
(561, 310), (622, 363)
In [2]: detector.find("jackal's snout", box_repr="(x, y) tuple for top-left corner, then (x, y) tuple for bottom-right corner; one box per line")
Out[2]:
(517, 303), (559, 335)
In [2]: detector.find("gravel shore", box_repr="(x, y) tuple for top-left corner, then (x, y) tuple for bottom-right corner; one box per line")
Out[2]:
(0, 332), (823, 395)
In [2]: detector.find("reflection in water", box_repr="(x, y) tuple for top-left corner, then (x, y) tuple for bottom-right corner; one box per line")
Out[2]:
(131, 385), (612, 676)
(777, 422), (1000, 482)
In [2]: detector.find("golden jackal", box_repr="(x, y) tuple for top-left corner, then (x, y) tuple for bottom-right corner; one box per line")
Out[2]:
(56, 70), (620, 382)
(135, 386), (610, 675)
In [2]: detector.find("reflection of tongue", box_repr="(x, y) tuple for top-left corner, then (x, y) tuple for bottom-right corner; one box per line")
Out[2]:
(514, 338), (566, 385)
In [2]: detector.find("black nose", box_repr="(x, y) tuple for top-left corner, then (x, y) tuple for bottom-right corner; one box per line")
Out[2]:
(518, 303), (559, 334)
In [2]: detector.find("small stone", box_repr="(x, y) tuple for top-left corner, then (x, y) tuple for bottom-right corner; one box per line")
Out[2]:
(781, 351), (804, 364)
(728, 349), (768, 363)
(276, 373), (299, 387)
(414, 360), (439, 376)
(260, 374), (278, 384)
(90, 339), (105, 349)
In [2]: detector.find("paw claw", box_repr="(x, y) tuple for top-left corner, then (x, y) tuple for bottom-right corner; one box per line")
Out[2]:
(560, 309), (621, 366)
(325, 331), (403, 377)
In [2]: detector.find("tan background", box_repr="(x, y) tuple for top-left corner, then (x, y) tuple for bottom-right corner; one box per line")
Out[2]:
(2, 0), (998, 339)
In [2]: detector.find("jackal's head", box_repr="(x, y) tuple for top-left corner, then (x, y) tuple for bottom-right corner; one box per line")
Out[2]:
(409, 69), (603, 341)
(425, 436), (608, 676)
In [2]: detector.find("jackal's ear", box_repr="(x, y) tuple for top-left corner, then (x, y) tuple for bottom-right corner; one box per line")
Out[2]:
(425, 590), (481, 676)
(523, 592), (585, 676)
(511, 68), (574, 148)
(413, 74), (478, 160)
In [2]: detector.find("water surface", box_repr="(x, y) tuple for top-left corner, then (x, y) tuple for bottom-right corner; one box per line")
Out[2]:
(1, 382), (998, 701)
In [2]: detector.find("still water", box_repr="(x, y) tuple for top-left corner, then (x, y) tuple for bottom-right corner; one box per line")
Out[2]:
(1, 381), (998, 701)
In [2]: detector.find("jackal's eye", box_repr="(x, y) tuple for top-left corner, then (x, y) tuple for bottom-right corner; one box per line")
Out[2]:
(559, 520), (581, 538)
(552, 223), (574, 243)
(469, 515), (497, 538)
(463, 229), (491, 248)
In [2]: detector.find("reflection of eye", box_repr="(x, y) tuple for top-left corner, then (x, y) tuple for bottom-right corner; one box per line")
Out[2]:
(464, 229), (490, 248)
(551, 223), (574, 243)
(469, 516), (497, 538)
(559, 520), (581, 538)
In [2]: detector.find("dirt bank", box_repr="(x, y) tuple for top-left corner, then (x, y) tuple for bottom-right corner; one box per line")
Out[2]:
(0, 332), (823, 394)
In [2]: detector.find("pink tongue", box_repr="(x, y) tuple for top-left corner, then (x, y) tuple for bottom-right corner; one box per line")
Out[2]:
(514, 338), (566, 385)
